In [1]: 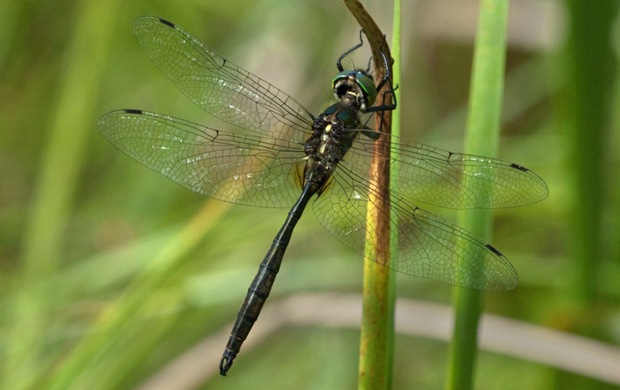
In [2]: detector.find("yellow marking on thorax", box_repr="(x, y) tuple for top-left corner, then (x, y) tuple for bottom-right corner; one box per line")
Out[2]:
(319, 124), (332, 155)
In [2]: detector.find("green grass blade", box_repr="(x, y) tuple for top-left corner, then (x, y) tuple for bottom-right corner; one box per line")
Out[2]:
(47, 200), (230, 389)
(384, 1), (401, 388)
(445, 0), (509, 389)
(550, 0), (617, 387)
(564, 0), (615, 307)
(3, 1), (121, 388)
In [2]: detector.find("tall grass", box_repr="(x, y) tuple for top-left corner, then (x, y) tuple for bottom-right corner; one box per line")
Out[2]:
(554, 0), (617, 388)
(446, 1), (509, 389)
(4, 1), (121, 388)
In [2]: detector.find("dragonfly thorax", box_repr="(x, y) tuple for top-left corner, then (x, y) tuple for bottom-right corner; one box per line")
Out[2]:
(302, 102), (361, 193)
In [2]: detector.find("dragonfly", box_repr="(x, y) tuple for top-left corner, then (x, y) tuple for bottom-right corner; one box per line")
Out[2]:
(97, 16), (548, 376)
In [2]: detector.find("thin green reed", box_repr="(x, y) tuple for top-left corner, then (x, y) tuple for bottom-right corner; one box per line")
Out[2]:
(446, 1), (509, 389)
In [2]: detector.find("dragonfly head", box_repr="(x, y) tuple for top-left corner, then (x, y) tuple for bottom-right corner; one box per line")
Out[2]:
(332, 70), (377, 112)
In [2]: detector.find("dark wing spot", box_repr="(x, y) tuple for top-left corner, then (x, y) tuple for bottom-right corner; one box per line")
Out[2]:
(510, 162), (529, 172)
(123, 109), (143, 115)
(485, 243), (504, 257)
(159, 18), (175, 29)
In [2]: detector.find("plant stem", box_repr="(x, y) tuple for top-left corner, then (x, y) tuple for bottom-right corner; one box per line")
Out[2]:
(385, 1), (401, 388)
(446, 0), (509, 389)
(341, 1), (397, 388)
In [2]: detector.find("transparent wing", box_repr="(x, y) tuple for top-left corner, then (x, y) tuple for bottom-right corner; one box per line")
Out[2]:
(132, 16), (313, 143)
(346, 132), (548, 209)
(312, 167), (517, 290)
(97, 109), (305, 208)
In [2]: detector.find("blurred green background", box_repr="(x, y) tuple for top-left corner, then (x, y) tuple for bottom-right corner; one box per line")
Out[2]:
(1, 0), (618, 389)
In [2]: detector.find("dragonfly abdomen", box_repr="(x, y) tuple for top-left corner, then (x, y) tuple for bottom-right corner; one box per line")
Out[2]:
(220, 182), (317, 375)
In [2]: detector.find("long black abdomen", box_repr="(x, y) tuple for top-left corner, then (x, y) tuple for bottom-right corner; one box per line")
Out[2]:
(219, 184), (315, 376)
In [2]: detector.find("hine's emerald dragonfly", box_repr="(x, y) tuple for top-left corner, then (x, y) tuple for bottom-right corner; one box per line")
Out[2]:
(97, 16), (548, 376)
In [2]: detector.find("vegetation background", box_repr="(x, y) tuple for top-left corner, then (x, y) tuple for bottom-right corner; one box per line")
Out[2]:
(1, 0), (618, 389)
